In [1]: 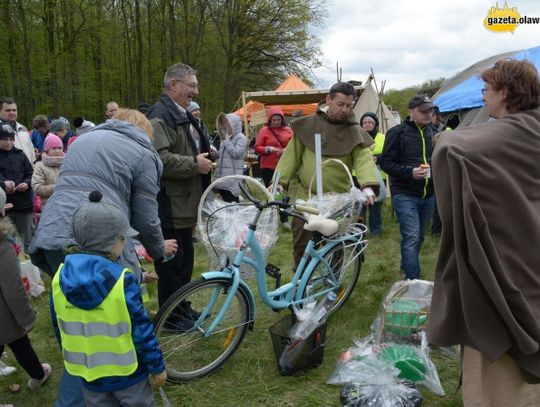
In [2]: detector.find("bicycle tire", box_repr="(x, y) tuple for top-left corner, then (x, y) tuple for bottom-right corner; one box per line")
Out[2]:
(153, 277), (252, 382)
(302, 240), (362, 314)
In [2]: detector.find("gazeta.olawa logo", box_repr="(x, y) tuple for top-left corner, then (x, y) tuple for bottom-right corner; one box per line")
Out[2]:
(484, 2), (540, 33)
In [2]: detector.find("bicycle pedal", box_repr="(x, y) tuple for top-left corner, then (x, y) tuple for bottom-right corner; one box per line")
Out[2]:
(265, 263), (282, 289)
(265, 263), (281, 279)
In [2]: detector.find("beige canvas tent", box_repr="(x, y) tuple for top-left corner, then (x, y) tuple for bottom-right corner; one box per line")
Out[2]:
(353, 76), (399, 134)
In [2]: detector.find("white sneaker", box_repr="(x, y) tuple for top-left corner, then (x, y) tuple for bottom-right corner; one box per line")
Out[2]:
(0, 360), (16, 377)
(281, 222), (292, 231)
(28, 363), (52, 389)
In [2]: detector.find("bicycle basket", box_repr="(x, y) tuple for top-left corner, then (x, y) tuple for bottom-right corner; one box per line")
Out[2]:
(269, 313), (327, 376)
(197, 175), (278, 278)
(305, 158), (366, 236)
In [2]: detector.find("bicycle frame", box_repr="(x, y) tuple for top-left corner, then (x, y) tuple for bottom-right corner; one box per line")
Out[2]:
(200, 206), (363, 336)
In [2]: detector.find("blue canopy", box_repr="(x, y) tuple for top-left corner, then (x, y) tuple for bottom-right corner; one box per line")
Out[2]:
(433, 45), (540, 113)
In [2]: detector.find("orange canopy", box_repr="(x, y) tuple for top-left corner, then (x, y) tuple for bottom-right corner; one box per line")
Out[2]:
(234, 74), (318, 121)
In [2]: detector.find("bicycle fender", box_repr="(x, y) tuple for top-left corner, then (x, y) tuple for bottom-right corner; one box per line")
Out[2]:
(201, 271), (233, 280)
(201, 271), (256, 330)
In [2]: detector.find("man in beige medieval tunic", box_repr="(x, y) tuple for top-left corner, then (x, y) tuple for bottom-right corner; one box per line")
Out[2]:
(276, 82), (379, 266)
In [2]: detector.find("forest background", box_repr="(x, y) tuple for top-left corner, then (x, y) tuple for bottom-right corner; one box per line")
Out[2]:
(0, 0), (444, 128)
(0, 0), (325, 124)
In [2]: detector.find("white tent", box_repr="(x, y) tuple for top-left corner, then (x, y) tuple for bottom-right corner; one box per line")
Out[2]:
(353, 76), (399, 134)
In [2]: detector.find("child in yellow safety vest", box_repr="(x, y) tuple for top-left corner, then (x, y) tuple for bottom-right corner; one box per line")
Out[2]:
(51, 190), (166, 407)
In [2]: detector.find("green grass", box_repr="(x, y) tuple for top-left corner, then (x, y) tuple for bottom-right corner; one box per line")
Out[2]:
(0, 202), (463, 406)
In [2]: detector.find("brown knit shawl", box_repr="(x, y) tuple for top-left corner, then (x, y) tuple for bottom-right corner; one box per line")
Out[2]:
(427, 107), (540, 383)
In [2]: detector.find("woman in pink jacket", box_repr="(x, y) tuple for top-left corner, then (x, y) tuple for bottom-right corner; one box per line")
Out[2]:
(254, 106), (293, 228)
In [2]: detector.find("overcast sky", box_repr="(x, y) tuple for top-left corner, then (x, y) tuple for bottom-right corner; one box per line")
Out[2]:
(312, 0), (540, 90)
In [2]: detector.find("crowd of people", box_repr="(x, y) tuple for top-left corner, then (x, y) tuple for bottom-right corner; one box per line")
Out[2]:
(1, 58), (540, 406)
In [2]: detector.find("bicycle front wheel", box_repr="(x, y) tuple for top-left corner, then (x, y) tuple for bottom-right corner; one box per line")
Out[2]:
(154, 278), (252, 382)
(302, 240), (362, 314)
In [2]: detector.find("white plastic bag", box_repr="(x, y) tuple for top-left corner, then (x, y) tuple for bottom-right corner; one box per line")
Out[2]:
(19, 259), (46, 297)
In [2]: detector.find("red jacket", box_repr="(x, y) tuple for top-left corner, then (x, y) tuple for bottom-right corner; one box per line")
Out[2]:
(254, 106), (293, 169)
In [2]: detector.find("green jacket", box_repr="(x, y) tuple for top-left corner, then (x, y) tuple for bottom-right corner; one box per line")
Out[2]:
(148, 94), (210, 228)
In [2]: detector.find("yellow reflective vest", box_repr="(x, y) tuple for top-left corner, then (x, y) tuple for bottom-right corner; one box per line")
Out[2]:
(52, 267), (138, 381)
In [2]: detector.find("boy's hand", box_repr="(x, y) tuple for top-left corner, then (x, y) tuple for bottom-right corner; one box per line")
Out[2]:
(4, 180), (16, 193)
(142, 271), (159, 284)
(15, 182), (28, 192)
(149, 371), (167, 389)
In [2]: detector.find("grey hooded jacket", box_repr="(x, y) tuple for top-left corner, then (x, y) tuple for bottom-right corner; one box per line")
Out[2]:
(215, 113), (247, 196)
(29, 120), (164, 278)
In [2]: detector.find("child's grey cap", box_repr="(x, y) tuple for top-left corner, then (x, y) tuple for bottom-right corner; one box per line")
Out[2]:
(71, 191), (138, 254)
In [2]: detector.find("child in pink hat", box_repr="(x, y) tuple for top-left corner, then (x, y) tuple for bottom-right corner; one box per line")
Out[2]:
(31, 134), (65, 208)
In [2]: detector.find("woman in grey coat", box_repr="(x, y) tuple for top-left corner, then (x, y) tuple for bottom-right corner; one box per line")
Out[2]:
(29, 110), (177, 279)
(214, 113), (247, 202)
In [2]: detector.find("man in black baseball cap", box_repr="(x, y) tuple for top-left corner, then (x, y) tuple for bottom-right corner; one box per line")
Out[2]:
(408, 95), (435, 111)
(379, 94), (436, 280)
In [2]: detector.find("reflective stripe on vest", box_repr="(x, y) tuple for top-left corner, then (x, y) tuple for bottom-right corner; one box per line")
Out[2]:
(52, 265), (137, 381)
(63, 349), (135, 369)
(58, 320), (130, 338)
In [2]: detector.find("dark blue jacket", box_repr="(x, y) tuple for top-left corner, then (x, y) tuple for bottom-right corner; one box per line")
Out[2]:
(0, 147), (34, 212)
(380, 118), (434, 198)
(29, 129), (47, 152)
(50, 254), (165, 392)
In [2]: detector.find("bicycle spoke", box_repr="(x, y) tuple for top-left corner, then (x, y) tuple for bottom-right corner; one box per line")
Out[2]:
(154, 278), (251, 381)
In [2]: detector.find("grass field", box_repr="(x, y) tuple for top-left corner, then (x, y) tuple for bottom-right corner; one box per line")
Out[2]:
(0, 201), (463, 406)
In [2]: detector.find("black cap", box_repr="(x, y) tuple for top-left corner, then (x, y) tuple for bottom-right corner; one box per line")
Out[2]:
(408, 95), (434, 110)
(0, 121), (15, 140)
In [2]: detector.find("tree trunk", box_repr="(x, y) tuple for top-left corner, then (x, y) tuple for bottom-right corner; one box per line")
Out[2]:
(1, 1), (17, 99)
(134, 0), (143, 103)
(44, 0), (58, 114)
(15, 0), (35, 117)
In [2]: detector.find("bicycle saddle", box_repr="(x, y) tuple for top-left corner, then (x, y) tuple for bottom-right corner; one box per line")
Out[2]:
(303, 215), (339, 237)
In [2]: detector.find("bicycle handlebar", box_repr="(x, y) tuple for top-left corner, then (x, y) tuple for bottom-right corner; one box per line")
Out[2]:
(238, 181), (319, 216)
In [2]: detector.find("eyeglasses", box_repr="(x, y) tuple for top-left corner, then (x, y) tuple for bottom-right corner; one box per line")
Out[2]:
(173, 80), (199, 89)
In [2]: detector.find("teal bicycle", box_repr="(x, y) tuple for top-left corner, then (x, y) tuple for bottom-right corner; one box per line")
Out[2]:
(154, 179), (368, 383)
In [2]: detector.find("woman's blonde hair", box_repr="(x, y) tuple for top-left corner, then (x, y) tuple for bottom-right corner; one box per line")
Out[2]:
(113, 108), (154, 140)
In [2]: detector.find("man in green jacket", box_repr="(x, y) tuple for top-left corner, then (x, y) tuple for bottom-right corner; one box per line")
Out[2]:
(148, 63), (212, 312)
(275, 82), (379, 266)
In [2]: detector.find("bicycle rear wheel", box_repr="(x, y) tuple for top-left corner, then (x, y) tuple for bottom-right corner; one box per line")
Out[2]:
(302, 240), (362, 314)
(154, 277), (252, 382)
